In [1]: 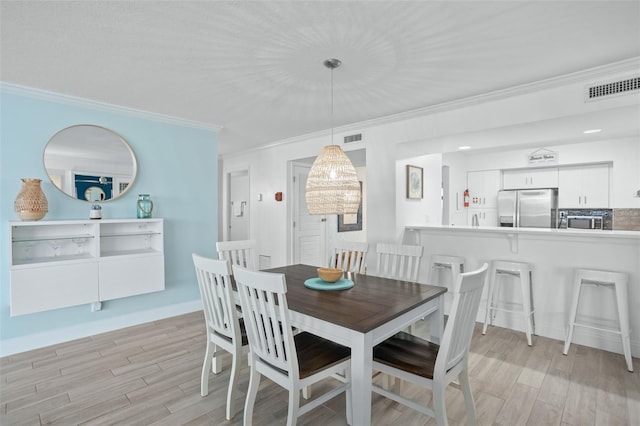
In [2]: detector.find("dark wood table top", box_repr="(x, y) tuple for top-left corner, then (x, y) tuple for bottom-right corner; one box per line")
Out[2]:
(264, 264), (447, 334)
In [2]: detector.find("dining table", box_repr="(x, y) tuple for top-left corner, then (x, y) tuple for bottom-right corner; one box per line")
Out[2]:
(263, 264), (447, 426)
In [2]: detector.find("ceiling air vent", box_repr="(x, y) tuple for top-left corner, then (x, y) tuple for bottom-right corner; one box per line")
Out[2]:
(585, 76), (639, 102)
(344, 133), (362, 144)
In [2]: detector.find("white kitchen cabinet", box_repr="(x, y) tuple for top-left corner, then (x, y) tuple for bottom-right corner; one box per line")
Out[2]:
(503, 168), (558, 189)
(558, 164), (610, 208)
(467, 170), (501, 208)
(467, 170), (500, 226)
(10, 219), (164, 316)
(467, 209), (498, 227)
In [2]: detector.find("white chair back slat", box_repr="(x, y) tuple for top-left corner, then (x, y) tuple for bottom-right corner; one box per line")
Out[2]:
(437, 263), (488, 373)
(217, 239), (259, 270)
(375, 243), (424, 282)
(330, 240), (369, 274)
(232, 265), (298, 379)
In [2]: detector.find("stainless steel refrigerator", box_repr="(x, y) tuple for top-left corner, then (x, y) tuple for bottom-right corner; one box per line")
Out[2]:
(498, 188), (559, 228)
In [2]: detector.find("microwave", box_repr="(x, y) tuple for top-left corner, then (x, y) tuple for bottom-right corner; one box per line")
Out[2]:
(567, 215), (603, 230)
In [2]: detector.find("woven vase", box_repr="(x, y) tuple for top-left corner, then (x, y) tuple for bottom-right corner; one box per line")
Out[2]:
(14, 178), (48, 221)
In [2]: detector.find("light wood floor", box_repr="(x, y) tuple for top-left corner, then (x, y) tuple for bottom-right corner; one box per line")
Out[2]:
(1, 310), (639, 425)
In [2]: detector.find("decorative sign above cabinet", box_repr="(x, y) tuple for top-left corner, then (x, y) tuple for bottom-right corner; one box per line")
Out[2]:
(527, 148), (558, 165)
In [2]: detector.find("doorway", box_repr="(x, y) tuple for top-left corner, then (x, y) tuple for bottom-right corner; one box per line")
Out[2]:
(227, 170), (249, 241)
(291, 163), (326, 266)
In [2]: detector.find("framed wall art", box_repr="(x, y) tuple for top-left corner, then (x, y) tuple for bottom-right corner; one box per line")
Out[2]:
(338, 181), (363, 232)
(406, 165), (423, 199)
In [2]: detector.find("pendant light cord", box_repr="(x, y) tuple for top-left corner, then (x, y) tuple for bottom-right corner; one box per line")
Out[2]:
(330, 65), (334, 145)
(324, 58), (341, 146)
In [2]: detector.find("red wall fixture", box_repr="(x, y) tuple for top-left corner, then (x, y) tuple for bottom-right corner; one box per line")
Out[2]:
(275, 192), (283, 202)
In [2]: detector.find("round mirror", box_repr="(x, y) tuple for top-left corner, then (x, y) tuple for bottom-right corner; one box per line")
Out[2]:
(43, 125), (137, 202)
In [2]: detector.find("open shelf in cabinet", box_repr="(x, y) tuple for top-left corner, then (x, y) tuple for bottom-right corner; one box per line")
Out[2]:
(11, 222), (98, 267)
(99, 220), (163, 257)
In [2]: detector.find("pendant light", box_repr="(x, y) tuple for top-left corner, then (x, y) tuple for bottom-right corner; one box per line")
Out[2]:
(305, 59), (361, 215)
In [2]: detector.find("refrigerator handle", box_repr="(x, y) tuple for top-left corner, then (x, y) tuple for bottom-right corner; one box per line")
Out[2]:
(515, 193), (519, 227)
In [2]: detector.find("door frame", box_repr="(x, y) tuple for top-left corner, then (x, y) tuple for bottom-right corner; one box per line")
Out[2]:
(222, 166), (251, 242)
(288, 160), (326, 265)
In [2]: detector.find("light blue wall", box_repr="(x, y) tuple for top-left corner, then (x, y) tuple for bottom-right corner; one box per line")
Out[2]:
(0, 86), (218, 352)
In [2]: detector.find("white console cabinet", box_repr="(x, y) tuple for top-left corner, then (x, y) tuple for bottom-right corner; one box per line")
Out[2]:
(10, 219), (164, 316)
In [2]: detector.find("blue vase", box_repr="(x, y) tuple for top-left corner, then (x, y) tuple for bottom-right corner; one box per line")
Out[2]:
(137, 194), (153, 219)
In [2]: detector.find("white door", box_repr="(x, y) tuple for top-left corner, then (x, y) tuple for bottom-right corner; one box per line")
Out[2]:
(228, 170), (249, 241)
(292, 164), (326, 267)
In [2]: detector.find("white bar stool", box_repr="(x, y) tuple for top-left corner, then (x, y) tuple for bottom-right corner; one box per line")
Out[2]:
(482, 260), (535, 346)
(563, 268), (633, 372)
(425, 254), (465, 322)
(428, 254), (465, 289)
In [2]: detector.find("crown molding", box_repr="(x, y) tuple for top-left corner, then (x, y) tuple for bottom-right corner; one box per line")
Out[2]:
(343, 56), (640, 132)
(0, 82), (223, 132)
(222, 56), (640, 158)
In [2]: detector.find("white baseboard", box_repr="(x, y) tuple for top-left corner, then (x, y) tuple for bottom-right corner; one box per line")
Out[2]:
(476, 306), (640, 358)
(0, 301), (203, 357)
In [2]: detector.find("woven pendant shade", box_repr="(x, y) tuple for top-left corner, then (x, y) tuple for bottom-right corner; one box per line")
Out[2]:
(305, 145), (361, 215)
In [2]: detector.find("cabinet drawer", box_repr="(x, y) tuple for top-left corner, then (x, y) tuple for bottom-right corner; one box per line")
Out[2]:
(10, 262), (99, 316)
(98, 254), (165, 301)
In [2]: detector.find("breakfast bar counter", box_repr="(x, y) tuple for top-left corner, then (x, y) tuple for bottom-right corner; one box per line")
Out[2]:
(404, 224), (640, 357)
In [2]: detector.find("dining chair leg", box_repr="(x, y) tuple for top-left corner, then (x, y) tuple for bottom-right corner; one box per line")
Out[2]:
(200, 340), (213, 396)
(212, 343), (222, 374)
(243, 369), (261, 426)
(459, 367), (477, 426)
(226, 349), (241, 420)
(302, 386), (311, 399)
(286, 388), (301, 426)
(432, 380), (448, 426)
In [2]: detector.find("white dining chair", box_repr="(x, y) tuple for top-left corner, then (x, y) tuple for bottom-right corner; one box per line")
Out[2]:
(375, 242), (424, 282)
(372, 263), (489, 426)
(374, 242), (425, 365)
(192, 254), (249, 421)
(329, 240), (368, 274)
(232, 265), (352, 426)
(216, 239), (259, 270)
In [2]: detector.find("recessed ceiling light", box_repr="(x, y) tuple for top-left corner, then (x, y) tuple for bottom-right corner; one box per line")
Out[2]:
(458, 146), (471, 150)
(583, 129), (602, 134)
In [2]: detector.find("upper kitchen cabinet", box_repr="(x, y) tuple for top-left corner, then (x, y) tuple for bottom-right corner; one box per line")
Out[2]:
(467, 170), (501, 209)
(558, 164), (610, 208)
(503, 167), (559, 190)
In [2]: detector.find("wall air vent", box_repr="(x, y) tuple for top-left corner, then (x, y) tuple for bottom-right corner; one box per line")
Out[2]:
(344, 133), (362, 144)
(585, 76), (639, 102)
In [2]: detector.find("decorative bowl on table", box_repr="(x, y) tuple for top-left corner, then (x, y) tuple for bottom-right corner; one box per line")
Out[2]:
(317, 267), (343, 283)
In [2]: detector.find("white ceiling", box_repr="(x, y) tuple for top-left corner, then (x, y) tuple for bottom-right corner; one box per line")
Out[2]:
(1, 1), (639, 156)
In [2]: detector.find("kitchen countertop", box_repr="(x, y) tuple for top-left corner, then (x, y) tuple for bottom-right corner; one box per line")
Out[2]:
(402, 223), (640, 357)
(405, 224), (640, 240)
